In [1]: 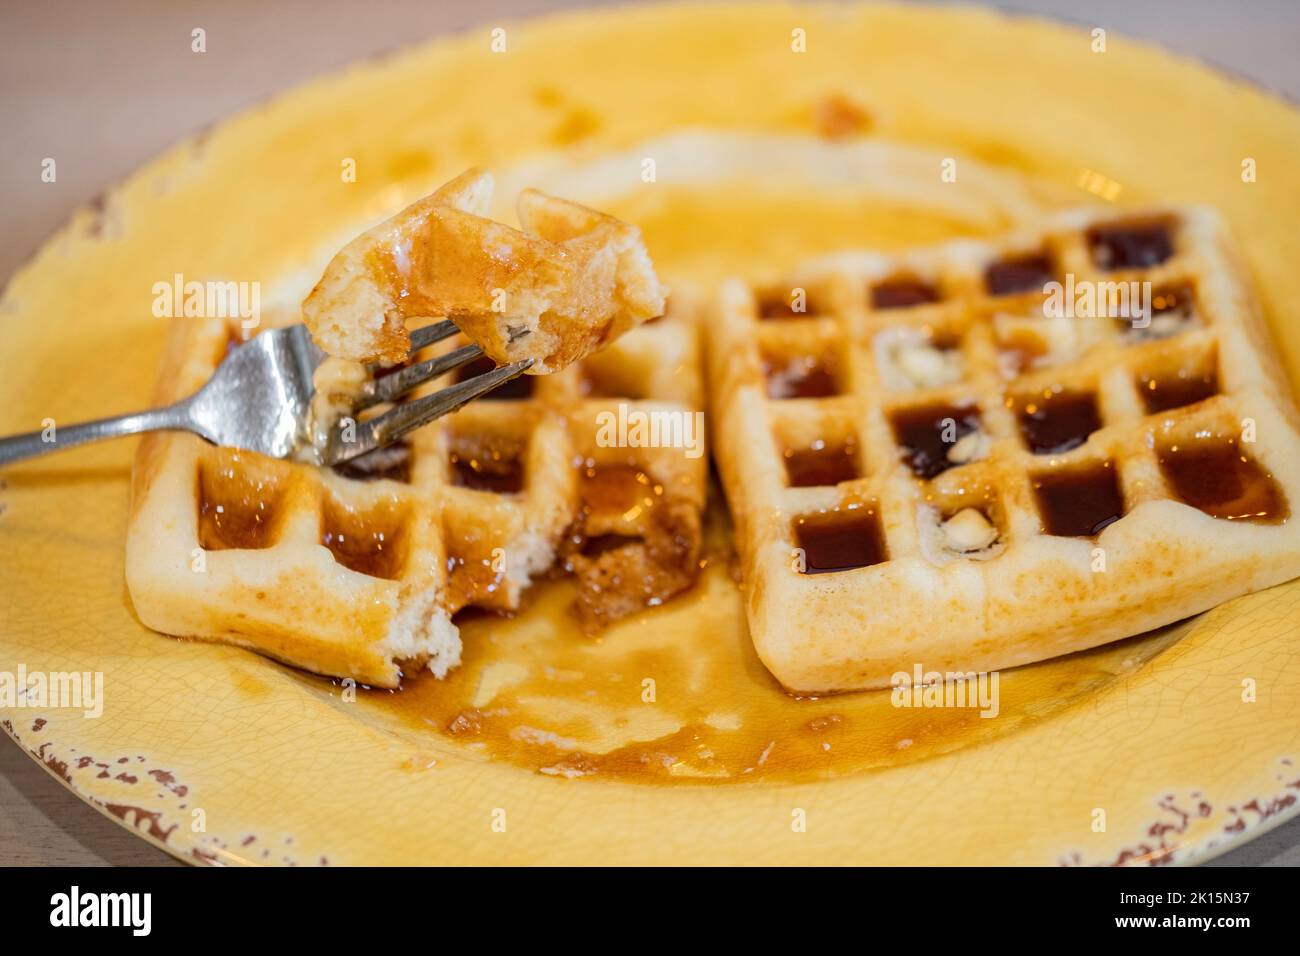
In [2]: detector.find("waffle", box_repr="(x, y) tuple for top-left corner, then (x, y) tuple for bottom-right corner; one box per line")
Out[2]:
(302, 169), (666, 371)
(708, 206), (1300, 693)
(126, 289), (706, 688)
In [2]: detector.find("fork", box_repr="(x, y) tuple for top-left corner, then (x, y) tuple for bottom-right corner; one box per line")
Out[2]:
(0, 320), (532, 467)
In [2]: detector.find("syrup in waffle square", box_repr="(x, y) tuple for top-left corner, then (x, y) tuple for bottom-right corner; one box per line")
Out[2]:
(708, 207), (1300, 692)
(419, 290), (707, 624)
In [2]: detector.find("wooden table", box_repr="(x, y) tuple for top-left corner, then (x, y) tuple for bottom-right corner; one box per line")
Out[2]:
(2, 0), (1299, 866)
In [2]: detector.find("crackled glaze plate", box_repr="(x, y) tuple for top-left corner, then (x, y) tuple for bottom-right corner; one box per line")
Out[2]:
(2, 2), (1299, 865)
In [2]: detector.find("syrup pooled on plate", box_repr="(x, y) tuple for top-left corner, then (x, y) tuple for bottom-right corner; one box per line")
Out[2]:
(342, 501), (1187, 784)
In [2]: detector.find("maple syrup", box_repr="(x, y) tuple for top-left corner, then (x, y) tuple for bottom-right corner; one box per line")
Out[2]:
(782, 439), (860, 487)
(890, 403), (981, 479)
(449, 436), (525, 493)
(871, 276), (939, 309)
(984, 252), (1055, 296)
(1158, 438), (1287, 523)
(1088, 219), (1174, 270)
(1032, 462), (1125, 537)
(197, 459), (284, 550)
(1015, 389), (1102, 454)
(762, 352), (840, 399)
(793, 506), (886, 573)
(1151, 283), (1195, 319)
(568, 463), (700, 631)
(757, 290), (822, 320)
(1118, 282), (1198, 339)
(320, 495), (407, 579)
(580, 533), (641, 557)
(579, 464), (656, 516)
(343, 501), (1185, 786)
(1137, 364), (1218, 414)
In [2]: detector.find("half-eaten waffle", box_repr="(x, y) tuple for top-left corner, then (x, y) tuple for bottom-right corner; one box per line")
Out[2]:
(126, 222), (705, 689)
(708, 206), (1300, 692)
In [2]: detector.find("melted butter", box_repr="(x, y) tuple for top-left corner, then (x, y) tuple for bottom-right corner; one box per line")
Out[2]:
(340, 503), (1186, 785)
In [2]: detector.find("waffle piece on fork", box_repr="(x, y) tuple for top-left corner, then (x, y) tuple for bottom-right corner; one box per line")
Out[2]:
(301, 168), (666, 372)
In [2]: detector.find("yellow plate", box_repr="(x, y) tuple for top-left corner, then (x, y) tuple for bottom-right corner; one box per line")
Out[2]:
(3, 2), (1299, 865)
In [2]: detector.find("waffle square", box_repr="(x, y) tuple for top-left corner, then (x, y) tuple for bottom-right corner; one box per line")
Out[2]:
(708, 207), (1300, 692)
(127, 293), (706, 688)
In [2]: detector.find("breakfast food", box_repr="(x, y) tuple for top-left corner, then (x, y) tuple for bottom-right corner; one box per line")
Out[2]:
(708, 206), (1300, 692)
(302, 169), (666, 372)
(127, 170), (698, 688)
(126, 288), (705, 687)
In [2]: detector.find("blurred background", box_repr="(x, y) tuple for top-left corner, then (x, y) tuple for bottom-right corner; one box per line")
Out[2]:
(2, 0), (1299, 284)
(2, 0), (1298, 866)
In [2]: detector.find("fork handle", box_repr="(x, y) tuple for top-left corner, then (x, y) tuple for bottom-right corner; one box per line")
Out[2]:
(0, 403), (193, 466)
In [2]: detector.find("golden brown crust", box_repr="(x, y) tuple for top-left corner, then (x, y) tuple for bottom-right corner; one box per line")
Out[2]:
(126, 290), (706, 687)
(301, 169), (666, 371)
(708, 205), (1300, 692)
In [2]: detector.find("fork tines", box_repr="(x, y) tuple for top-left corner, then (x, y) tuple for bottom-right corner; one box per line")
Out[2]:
(324, 319), (533, 465)
(407, 318), (462, 352)
(362, 343), (484, 408)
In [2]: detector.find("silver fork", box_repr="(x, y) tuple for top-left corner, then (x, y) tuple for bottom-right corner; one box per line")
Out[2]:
(0, 319), (532, 467)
